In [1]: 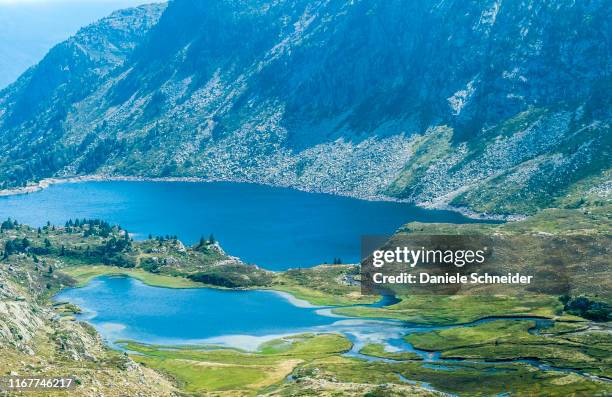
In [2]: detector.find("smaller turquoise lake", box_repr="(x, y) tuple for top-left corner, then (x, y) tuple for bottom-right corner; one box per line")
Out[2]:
(54, 276), (577, 378)
(54, 276), (406, 351)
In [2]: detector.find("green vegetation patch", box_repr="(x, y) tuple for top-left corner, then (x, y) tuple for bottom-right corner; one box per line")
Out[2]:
(125, 334), (352, 395)
(272, 265), (377, 306)
(359, 344), (422, 360)
(405, 319), (612, 377)
(292, 355), (612, 397)
(62, 265), (202, 288)
(333, 295), (561, 325)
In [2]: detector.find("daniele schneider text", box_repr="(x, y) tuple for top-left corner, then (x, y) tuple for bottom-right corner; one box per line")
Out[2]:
(369, 246), (533, 285)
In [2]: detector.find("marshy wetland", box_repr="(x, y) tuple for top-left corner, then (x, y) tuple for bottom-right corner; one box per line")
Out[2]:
(53, 274), (612, 395)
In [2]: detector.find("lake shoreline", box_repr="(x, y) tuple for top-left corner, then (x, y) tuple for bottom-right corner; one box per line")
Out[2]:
(0, 174), (522, 221)
(60, 265), (379, 308)
(4, 180), (486, 269)
(56, 274), (607, 387)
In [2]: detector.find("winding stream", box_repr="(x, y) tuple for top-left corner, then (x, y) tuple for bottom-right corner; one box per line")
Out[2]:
(53, 275), (607, 385)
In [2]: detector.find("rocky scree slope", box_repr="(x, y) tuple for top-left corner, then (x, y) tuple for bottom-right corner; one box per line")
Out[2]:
(0, 251), (177, 396)
(0, 0), (609, 215)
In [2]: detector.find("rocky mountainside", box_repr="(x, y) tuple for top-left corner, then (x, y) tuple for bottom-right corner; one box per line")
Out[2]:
(0, 242), (177, 396)
(0, 0), (609, 215)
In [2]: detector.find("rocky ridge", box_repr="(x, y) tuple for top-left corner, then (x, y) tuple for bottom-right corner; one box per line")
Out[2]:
(0, 0), (609, 215)
(0, 255), (178, 396)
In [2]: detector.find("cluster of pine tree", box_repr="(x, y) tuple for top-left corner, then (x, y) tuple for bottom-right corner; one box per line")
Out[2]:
(2, 237), (30, 258)
(560, 295), (611, 322)
(0, 218), (18, 231)
(0, 217), (135, 268)
(64, 218), (114, 237)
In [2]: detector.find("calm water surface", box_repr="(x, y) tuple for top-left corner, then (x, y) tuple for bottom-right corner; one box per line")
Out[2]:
(0, 181), (488, 269)
(53, 276), (406, 350)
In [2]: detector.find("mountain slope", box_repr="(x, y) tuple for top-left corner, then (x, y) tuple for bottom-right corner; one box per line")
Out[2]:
(0, 0), (609, 215)
(0, 3), (166, 184)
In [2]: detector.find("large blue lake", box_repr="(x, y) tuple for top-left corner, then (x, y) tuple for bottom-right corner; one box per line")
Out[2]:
(0, 181), (487, 269)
